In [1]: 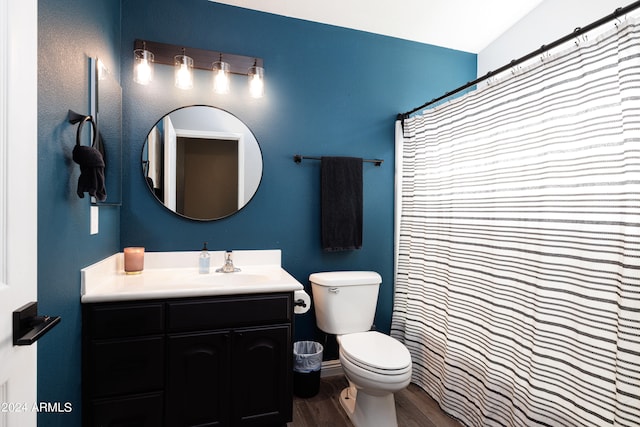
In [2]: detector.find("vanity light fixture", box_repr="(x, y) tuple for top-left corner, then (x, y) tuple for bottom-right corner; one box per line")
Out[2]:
(248, 59), (264, 98)
(133, 41), (154, 85)
(133, 39), (264, 97)
(212, 54), (230, 94)
(174, 48), (194, 90)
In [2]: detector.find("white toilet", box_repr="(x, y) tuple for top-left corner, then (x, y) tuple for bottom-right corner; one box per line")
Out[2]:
(310, 271), (412, 427)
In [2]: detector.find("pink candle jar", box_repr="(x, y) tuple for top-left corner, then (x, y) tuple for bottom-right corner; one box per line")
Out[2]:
(124, 247), (145, 274)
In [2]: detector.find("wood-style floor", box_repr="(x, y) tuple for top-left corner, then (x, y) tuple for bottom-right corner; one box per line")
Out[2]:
(288, 375), (463, 427)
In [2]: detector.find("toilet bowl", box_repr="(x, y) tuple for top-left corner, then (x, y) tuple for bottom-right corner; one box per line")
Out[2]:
(338, 332), (412, 385)
(309, 272), (413, 427)
(337, 331), (412, 426)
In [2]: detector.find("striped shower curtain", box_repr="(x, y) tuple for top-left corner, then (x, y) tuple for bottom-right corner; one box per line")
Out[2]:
(392, 16), (640, 427)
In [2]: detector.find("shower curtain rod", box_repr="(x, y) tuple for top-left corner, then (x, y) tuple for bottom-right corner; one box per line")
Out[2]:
(397, 0), (640, 120)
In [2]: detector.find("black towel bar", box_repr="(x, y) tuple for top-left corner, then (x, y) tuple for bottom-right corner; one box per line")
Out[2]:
(293, 154), (383, 166)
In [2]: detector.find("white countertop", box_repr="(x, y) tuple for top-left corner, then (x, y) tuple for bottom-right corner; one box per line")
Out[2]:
(81, 249), (305, 303)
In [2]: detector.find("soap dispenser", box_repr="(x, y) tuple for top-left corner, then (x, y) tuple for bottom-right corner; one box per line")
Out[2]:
(199, 242), (210, 274)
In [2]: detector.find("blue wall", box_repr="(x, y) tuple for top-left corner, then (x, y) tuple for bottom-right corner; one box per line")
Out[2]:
(120, 0), (476, 345)
(36, 0), (475, 425)
(38, 0), (121, 425)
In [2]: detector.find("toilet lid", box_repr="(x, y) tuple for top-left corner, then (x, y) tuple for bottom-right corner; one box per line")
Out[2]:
(339, 331), (411, 372)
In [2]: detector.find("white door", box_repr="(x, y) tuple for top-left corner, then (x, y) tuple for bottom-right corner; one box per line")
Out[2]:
(0, 0), (39, 425)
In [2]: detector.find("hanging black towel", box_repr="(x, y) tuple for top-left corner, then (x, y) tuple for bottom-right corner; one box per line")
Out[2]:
(73, 144), (107, 202)
(321, 156), (363, 251)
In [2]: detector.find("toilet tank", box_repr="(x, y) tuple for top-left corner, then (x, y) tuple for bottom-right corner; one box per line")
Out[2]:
(310, 271), (382, 335)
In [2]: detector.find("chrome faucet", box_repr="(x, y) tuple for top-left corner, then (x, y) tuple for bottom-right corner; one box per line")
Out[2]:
(216, 250), (240, 273)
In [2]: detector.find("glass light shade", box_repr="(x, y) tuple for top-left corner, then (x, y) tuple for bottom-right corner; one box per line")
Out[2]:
(174, 54), (194, 90)
(212, 61), (230, 94)
(248, 65), (264, 98)
(133, 49), (154, 85)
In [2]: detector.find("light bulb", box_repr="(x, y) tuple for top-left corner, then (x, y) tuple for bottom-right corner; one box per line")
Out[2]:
(176, 63), (192, 89)
(249, 73), (263, 98)
(133, 49), (154, 85)
(135, 59), (152, 85)
(174, 54), (193, 90)
(214, 69), (230, 94)
(212, 60), (230, 94)
(248, 64), (264, 98)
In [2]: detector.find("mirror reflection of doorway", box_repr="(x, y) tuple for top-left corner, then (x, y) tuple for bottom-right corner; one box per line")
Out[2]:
(142, 106), (260, 221)
(177, 137), (239, 219)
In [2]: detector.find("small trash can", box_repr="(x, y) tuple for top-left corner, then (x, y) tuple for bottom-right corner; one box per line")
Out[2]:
(293, 341), (324, 398)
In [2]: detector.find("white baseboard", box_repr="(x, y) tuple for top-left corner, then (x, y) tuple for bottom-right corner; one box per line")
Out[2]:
(321, 359), (343, 378)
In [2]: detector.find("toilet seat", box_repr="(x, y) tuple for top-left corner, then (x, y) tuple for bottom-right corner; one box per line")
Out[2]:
(338, 331), (412, 376)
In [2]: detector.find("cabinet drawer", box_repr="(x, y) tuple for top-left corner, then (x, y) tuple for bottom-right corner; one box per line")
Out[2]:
(87, 302), (165, 339)
(168, 293), (291, 332)
(90, 336), (164, 397)
(91, 392), (163, 427)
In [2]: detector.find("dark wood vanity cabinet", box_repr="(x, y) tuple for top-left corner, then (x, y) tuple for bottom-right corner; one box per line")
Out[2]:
(82, 293), (294, 427)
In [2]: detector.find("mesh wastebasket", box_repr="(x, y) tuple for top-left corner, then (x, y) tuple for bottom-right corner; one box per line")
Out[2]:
(293, 341), (324, 398)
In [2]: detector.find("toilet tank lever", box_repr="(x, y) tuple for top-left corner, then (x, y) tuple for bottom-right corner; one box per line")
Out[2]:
(329, 287), (340, 294)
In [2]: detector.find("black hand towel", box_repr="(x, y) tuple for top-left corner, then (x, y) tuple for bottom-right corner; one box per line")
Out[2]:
(73, 144), (107, 202)
(321, 156), (363, 251)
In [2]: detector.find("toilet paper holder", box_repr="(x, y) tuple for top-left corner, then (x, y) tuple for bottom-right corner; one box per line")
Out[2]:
(293, 290), (311, 314)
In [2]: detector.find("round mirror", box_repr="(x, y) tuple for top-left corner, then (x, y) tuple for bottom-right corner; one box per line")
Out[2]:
(142, 105), (263, 220)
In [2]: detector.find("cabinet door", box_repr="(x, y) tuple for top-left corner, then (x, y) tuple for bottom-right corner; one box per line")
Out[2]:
(167, 331), (231, 427)
(232, 325), (292, 427)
